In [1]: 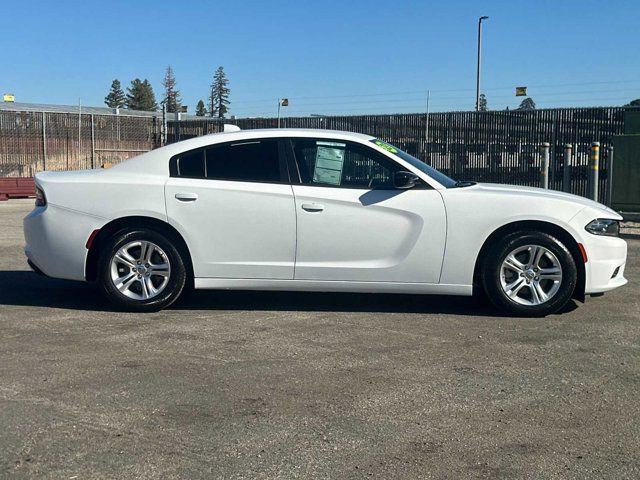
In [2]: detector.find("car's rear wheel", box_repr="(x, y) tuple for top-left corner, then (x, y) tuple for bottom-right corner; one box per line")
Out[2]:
(98, 228), (187, 312)
(482, 231), (577, 317)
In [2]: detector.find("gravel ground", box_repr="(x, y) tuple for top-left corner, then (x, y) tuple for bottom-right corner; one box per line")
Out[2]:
(1, 199), (639, 479)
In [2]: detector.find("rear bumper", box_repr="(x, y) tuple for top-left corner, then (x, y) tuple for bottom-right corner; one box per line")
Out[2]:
(23, 204), (103, 281)
(27, 258), (47, 276)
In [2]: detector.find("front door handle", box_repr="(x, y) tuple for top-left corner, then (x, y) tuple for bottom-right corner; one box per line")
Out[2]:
(175, 192), (198, 202)
(301, 203), (324, 212)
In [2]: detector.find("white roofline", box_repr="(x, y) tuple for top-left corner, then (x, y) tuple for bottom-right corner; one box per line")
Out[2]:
(160, 128), (375, 154)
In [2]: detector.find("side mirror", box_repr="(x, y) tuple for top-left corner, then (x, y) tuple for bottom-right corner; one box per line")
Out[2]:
(394, 171), (420, 189)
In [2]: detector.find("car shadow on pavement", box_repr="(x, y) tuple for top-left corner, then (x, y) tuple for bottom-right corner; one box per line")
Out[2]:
(0, 270), (113, 311)
(0, 270), (578, 317)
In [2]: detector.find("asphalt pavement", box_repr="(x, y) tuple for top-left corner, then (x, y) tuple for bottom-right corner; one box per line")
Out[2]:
(1, 199), (639, 479)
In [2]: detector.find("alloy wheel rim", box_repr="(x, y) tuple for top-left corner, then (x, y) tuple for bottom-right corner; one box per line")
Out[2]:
(110, 240), (171, 301)
(499, 244), (563, 306)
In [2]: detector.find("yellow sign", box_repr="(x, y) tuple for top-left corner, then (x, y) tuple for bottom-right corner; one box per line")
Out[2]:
(3, 93), (15, 102)
(515, 87), (527, 97)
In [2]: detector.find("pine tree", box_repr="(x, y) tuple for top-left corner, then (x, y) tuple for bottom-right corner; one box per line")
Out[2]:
(104, 79), (126, 108)
(210, 66), (230, 118)
(517, 97), (536, 110)
(195, 99), (207, 116)
(162, 65), (181, 113)
(478, 93), (488, 111)
(126, 78), (158, 111)
(141, 80), (158, 111)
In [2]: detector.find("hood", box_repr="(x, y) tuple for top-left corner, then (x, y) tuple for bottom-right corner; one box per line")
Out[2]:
(472, 183), (620, 217)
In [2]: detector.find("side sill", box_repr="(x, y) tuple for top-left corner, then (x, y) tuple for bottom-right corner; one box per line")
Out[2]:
(193, 278), (473, 296)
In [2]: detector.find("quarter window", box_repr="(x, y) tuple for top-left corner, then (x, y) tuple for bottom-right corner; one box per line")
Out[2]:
(291, 139), (402, 189)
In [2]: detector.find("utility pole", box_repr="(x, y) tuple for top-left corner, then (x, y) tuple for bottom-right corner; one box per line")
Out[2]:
(476, 16), (489, 111)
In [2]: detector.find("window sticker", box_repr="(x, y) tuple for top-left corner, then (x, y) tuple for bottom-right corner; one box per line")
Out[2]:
(372, 139), (398, 154)
(313, 142), (346, 185)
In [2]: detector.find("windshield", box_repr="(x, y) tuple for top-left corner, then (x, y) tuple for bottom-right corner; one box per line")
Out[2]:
(370, 139), (458, 188)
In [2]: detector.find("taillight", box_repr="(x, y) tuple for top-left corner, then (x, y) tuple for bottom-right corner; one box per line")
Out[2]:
(35, 185), (46, 207)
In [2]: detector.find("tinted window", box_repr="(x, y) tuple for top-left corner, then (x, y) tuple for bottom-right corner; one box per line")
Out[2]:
(369, 139), (457, 188)
(177, 150), (205, 178)
(292, 139), (401, 189)
(205, 140), (281, 183)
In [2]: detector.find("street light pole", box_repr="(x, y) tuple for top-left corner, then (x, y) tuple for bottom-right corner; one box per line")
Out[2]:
(277, 99), (281, 128)
(277, 98), (289, 128)
(476, 16), (489, 111)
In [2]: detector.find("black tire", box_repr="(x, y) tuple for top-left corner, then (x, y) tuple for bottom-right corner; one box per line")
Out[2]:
(98, 228), (187, 312)
(481, 231), (577, 317)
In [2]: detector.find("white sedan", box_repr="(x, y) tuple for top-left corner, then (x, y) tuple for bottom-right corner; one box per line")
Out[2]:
(24, 128), (627, 316)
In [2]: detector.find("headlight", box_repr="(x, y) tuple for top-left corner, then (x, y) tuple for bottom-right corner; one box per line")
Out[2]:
(585, 218), (619, 237)
(35, 185), (46, 207)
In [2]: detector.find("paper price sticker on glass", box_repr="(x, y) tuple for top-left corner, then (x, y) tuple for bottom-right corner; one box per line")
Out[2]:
(313, 142), (346, 186)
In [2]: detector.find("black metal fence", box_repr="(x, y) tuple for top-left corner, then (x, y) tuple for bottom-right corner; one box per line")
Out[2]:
(168, 107), (630, 204)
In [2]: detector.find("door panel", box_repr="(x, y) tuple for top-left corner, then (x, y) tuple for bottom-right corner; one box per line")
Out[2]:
(292, 185), (446, 283)
(166, 178), (296, 279)
(165, 138), (296, 280)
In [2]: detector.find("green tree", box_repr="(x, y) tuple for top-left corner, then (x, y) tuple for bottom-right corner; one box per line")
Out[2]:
(126, 78), (158, 111)
(195, 99), (207, 116)
(210, 66), (230, 118)
(141, 80), (158, 111)
(478, 93), (488, 111)
(627, 98), (640, 106)
(104, 79), (126, 108)
(162, 65), (181, 113)
(517, 97), (536, 110)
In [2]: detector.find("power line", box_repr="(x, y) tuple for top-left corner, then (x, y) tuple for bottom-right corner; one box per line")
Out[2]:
(230, 79), (640, 106)
(232, 95), (633, 117)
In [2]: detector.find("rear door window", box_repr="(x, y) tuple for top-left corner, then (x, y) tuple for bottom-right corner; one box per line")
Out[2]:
(205, 140), (282, 183)
(171, 139), (286, 183)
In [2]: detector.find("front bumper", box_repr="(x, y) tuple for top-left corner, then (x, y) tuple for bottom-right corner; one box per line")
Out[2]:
(583, 234), (628, 294)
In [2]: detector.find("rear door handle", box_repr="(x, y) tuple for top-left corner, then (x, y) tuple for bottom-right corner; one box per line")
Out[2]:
(175, 192), (198, 202)
(301, 203), (324, 212)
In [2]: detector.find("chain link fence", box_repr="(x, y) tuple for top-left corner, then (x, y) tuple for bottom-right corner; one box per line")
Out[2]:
(0, 110), (159, 177)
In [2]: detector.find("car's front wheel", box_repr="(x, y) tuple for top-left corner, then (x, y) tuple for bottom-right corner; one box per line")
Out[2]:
(98, 228), (187, 312)
(482, 231), (577, 317)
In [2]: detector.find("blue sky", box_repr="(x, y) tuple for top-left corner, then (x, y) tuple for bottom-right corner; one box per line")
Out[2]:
(2, 0), (639, 116)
